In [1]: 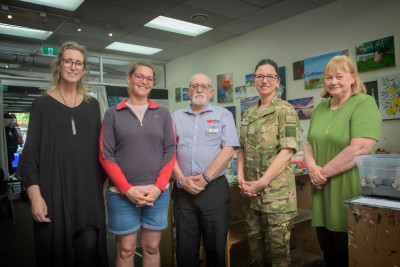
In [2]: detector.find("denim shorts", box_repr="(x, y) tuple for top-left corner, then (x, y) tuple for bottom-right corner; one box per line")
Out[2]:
(107, 189), (170, 235)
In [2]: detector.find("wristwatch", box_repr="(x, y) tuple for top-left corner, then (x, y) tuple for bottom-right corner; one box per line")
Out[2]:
(176, 176), (186, 188)
(203, 172), (212, 183)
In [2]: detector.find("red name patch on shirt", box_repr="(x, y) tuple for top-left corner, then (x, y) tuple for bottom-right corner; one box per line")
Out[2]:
(207, 120), (213, 123)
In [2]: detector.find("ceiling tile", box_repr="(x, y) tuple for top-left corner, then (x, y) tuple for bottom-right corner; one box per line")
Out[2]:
(216, 19), (260, 34)
(183, 0), (261, 19)
(239, 8), (285, 26)
(266, 0), (318, 17)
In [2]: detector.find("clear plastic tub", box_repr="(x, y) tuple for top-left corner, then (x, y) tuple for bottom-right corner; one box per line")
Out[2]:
(355, 154), (400, 199)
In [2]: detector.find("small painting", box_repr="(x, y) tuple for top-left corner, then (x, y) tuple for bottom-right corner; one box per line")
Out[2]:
(240, 96), (259, 118)
(278, 66), (286, 100)
(235, 85), (247, 98)
(217, 72), (233, 103)
(182, 87), (190, 101)
(364, 81), (379, 107)
(287, 97), (314, 120)
(225, 106), (237, 126)
(293, 60), (304, 80)
(356, 36), (395, 73)
(304, 49), (349, 89)
(377, 73), (400, 120)
(245, 74), (254, 87)
(175, 87), (181, 102)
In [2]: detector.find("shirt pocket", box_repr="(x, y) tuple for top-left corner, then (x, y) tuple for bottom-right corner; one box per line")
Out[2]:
(259, 122), (279, 148)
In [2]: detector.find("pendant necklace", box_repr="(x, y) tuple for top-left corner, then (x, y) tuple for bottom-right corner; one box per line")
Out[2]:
(59, 90), (77, 135)
(325, 98), (346, 134)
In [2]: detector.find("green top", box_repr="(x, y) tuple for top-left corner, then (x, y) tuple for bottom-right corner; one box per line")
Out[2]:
(240, 96), (300, 214)
(307, 93), (382, 232)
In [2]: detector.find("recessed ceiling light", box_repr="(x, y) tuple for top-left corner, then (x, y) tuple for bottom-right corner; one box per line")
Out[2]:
(105, 42), (162, 55)
(19, 0), (84, 11)
(0, 23), (52, 40)
(145, 16), (212, 37)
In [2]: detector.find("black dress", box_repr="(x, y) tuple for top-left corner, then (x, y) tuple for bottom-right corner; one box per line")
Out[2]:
(17, 94), (108, 267)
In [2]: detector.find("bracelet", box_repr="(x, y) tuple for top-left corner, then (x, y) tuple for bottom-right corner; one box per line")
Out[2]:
(202, 172), (212, 183)
(178, 175), (186, 183)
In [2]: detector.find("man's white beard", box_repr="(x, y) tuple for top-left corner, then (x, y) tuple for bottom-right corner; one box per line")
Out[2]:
(191, 93), (207, 105)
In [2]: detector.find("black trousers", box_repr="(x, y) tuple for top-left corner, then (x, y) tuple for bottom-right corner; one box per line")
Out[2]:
(172, 176), (230, 267)
(316, 226), (348, 267)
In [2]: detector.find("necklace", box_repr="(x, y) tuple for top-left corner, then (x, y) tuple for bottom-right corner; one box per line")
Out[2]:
(59, 90), (78, 135)
(325, 98), (346, 134)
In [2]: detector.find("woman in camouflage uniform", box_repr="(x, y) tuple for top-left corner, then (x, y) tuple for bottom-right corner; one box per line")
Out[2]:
(238, 59), (300, 267)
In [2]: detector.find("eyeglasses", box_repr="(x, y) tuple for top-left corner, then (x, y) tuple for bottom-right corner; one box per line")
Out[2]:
(324, 75), (345, 82)
(189, 84), (212, 91)
(132, 73), (155, 82)
(60, 59), (84, 69)
(254, 74), (277, 82)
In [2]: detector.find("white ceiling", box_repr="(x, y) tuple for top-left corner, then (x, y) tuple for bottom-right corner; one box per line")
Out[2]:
(0, 0), (337, 64)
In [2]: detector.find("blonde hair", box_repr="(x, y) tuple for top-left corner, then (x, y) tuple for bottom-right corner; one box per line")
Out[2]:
(321, 55), (366, 98)
(48, 41), (91, 101)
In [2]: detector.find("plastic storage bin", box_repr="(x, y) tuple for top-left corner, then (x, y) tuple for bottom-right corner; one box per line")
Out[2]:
(355, 154), (400, 199)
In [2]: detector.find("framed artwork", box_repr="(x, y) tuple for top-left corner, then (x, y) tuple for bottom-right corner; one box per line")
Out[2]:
(287, 97), (314, 120)
(364, 81), (379, 107)
(225, 106), (237, 126)
(304, 49), (349, 89)
(356, 36), (395, 72)
(217, 72), (233, 103)
(293, 60), (304, 80)
(235, 85), (247, 98)
(278, 66), (286, 100)
(240, 96), (259, 118)
(175, 87), (181, 102)
(182, 87), (190, 101)
(245, 74), (254, 87)
(377, 73), (400, 120)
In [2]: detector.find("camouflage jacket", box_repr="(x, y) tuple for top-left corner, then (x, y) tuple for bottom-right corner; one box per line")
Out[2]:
(240, 96), (299, 213)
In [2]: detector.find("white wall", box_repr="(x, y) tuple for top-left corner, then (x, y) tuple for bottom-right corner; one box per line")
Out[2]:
(166, 0), (400, 153)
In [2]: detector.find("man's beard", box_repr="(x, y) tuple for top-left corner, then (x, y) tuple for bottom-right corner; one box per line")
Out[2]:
(191, 93), (207, 105)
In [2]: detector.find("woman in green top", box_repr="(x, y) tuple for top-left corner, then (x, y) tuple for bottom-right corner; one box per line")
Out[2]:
(304, 55), (382, 267)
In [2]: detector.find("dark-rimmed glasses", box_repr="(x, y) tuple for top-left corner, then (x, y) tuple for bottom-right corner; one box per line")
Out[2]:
(132, 73), (155, 82)
(189, 84), (212, 91)
(60, 59), (84, 69)
(254, 74), (277, 82)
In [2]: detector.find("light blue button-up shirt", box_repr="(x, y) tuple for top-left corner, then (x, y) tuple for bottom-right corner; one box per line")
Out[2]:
(172, 104), (240, 178)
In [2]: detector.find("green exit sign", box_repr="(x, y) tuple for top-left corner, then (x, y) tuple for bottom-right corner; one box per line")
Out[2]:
(2, 85), (8, 91)
(41, 46), (59, 56)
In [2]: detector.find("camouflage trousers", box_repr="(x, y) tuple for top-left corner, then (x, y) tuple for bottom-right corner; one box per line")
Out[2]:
(242, 198), (295, 267)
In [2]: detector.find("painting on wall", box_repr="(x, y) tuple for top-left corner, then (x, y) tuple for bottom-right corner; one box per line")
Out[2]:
(304, 49), (349, 89)
(182, 87), (190, 101)
(356, 36), (395, 73)
(377, 73), (400, 120)
(175, 87), (181, 102)
(287, 97), (314, 120)
(245, 74), (254, 87)
(240, 96), (259, 118)
(225, 106), (237, 126)
(364, 81), (379, 107)
(293, 60), (304, 80)
(235, 85), (247, 98)
(217, 72), (233, 103)
(278, 66), (286, 100)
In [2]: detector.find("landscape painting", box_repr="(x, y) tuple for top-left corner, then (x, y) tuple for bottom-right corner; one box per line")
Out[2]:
(240, 96), (259, 117)
(245, 74), (254, 87)
(182, 87), (190, 101)
(175, 87), (181, 102)
(235, 85), (247, 98)
(288, 97), (314, 120)
(356, 36), (395, 72)
(304, 49), (349, 89)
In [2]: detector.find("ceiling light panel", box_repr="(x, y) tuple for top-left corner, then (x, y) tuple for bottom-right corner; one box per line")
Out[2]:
(18, 0), (85, 11)
(145, 16), (212, 37)
(0, 23), (52, 40)
(105, 42), (162, 55)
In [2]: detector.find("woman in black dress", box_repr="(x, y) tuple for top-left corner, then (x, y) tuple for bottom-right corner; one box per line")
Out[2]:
(17, 41), (108, 267)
